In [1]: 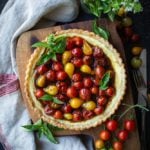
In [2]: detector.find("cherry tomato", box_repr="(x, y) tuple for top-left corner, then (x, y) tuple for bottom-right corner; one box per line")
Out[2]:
(118, 130), (128, 141)
(73, 82), (84, 90)
(35, 89), (45, 98)
(131, 46), (142, 56)
(79, 88), (91, 100)
(91, 86), (99, 95)
(93, 46), (104, 58)
(124, 119), (136, 132)
(124, 27), (133, 38)
(62, 104), (72, 113)
(56, 94), (68, 101)
(82, 110), (94, 120)
(106, 120), (118, 131)
(36, 65), (48, 75)
(83, 55), (92, 65)
(46, 70), (56, 81)
(57, 71), (68, 81)
(52, 62), (63, 71)
(113, 141), (123, 150)
(95, 66), (105, 79)
(53, 110), (63, 119)
(44, 105), (55, 115)
(72, 110), (82, 121)
(72, 48), (83, 57)
(71, 58), (83, 68)
(67, 86), (78, 98)
(66, 38), (75, 50)
(106, 87), (115, 97)
(83, 77), (93, 88)
(95, 139), (104, 149)
(97, 96), (107, 106)
(131, 34), (140, 42)
(122, 17), (133, 27)
(72, 37), (83, 47)
(99, 130), (111, 141)
(72, 73), (82, 82)
(131, 57), (142, 69)
(94, 106), (104, 115)
(93, 78), (100, 86)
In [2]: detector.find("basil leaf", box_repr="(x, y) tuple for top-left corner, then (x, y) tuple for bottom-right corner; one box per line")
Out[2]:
(52, 97), (64, 104)
(99, 72), (111, 90)
(32, 42), (50, 48)
(22, 124), (40, 131)
(40, 94), (64, 104)
(92, 20), (110, 40)
(48, 124), (63, 131)
(42, 123), (59, 144)
(40, 94), (53, 101)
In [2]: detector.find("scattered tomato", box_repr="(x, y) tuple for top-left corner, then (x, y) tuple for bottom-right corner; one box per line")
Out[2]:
(124, 119), (136, 132)
(118, 130), (128, 141)
(131, 34), (140, 43)
(122, 17), (133, 27)
(131, 46), (142, 55)
(95, 139), (104, 149)
(106, 120), (118, 131)
(113, 141), (123, 150)
(99, 130), (111, 141)
(131, 57), (142, 69)
(124, 27), (133, 38)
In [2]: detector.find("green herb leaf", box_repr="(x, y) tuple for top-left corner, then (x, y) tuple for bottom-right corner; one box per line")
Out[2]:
(92, 20), (110, 40)
(99, 72), (111, 90)
(32, 42), (50, 48)
(40, 94), (64, 104)
(22, 119), (61, 144)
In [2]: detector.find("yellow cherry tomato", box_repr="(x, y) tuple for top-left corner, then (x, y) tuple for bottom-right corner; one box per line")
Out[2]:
(64, 113), (73, 120)
(44, 85), (58, 95)
(82, 101), (96, 111)
(36, 75), (46, 87)
(80, 65), (92, 74)
(62, 51), (72, 64)
(51, 103), (61, 109)
(64, 63), (75, 78)
(131, 46), (143, 55)
(95, 139), (104, 149)
(70, 98), (83, 109)
(117, 7), (126, 17)
(83, 41), (93, 55)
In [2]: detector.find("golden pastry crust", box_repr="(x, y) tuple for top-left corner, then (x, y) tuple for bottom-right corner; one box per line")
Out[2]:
(25, 29), (126, 131)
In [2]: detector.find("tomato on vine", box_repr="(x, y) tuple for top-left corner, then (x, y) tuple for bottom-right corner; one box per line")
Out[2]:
(118, 130), (128, 141)
(99, 130), (111, 141)
(124, 119), (136, 132)
(106, 120), (118, 131)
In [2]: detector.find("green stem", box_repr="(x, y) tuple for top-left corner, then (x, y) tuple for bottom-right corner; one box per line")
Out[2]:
(119, 104), (149, 120)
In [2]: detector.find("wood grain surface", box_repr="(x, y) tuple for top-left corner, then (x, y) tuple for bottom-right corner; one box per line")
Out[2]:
(16, 19), (140, 150)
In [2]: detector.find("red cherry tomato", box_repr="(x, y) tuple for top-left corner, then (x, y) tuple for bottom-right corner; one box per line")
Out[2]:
(72, 48), (83, 57)
(57, 71), (68, 81)
(99, 130), (111, 141)
(97, 96), (107, 106)
(94, 106), (104, 115)
(44, 105), (55, 115)
(83, 56), (92, 65)
(106, 120), (118, 131)
(72, 37), (83, 47)
(91, 86), (99, 95)
(79, 88), (91, 100)
(83, 110), (94, 120)
(52, 62), (63, 71)
(131, 34), (140, 42)
(53, 110), (63, 119)
(73, 82), (84, 90)
(56, 93), (68, 101)
(95, 66), (105, 79)
(66, 38), (75, 50)
(99, 89), (106, 96)
(72, 110), (82, 121)
(118, 130), (128, 141)
(37, 65), (48, 75)
(67, 86), (78, 98)
(62, 104), (72, 113)
(71, 58), (83, 68)
(72, 73), (82, 82)
(106, 87), (115, 97)
(35, 89), (45, 98)
(124, 120), (136, 132)
(46, 70), (56, 81)
(83, 77), (93, 88)
(113, 141), (123, 150)
(93, 47), (104, 58)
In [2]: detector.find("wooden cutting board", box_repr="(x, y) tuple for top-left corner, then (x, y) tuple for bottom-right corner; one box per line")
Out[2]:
(16, 19), (140, 150)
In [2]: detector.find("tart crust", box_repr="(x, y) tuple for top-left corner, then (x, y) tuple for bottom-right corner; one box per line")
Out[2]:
(25, 29), (126, 131)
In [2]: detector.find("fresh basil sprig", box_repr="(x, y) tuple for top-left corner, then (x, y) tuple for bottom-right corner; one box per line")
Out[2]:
(22, 119), (62, 144)
(40, 94), (64, 104)
(99, 72), (111, 90)
(83, 0), (143, 21)
(92, 20), (110, 40)
(32, 34), (66, 65)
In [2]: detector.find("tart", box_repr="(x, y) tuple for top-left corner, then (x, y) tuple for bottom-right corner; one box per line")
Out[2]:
(25, 29), (126, 130)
